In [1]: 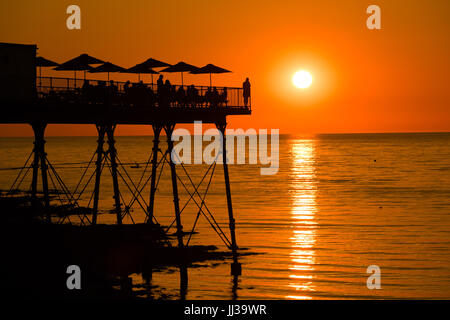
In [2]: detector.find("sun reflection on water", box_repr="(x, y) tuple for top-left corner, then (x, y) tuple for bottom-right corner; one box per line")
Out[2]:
(287, 140), (317, 299)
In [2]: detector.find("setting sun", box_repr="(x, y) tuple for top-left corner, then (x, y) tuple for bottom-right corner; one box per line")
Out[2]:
(292, 70), (313, 89)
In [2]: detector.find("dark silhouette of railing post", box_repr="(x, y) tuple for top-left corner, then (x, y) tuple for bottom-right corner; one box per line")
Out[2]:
(30, 122), (50, 222)
(105, 124), (122, 225)
(148, 124), (162, 224)
(164, 123), (184, 248)
(216, 122), (241, 276)
(92, 124), (106, 225)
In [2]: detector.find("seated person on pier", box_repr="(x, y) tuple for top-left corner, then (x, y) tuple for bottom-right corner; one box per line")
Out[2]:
(204, 87), (212, 108)
(128, 81), (149, 106)
(157, 75), (164, 95)
(176, 86), (186, 106)
(108, 80), (118, 94)
(82, 79), (91, 92)
(170, 84), (177, 106)
(187, 85), (199, 107)
(81, 80), (92, 102)
(144, 84), (156, 106)
(211, 87), (220, 107)
(107, 80), (119, 104)
(220, 87), (228, 106)
(124, 80), (131, 94)
(93, 81), (107, 104)
(156, 75), (164, 107)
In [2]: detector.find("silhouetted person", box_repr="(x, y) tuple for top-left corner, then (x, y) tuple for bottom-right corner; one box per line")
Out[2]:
(137, 81), (147, 106)
(156, 76), (164, 107)
(212, 87), (219, 107)
(106, 80), (118, 104)
(176, 86), (186, 106)
(187, 85), (199, 107)
(82, 79), (90, 91)
(187, 85), (193, 106)
(221, 87), (228, 106)
(157, 75), (164, 95)
(157, 75), (164, 85)
(192, 86), (199, 107)
(243, 77), (251, 107)
(96, 81), (107, 103)
(82, 80), (91, 102)
(146, 86), (156, 106)
(205, 87), (212, 107)
(124, 81), (131, 94)
(170, 85), (176, 105)
(163, 79), (172, 107)
(81, 80), (91, 95)
(109, 80), (117, 93)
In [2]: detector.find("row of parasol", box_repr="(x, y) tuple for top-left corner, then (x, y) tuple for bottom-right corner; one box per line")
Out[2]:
(36, 54), (231, 87)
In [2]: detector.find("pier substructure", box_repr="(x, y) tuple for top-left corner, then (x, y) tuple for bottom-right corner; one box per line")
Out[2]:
(164, 123), (184, 249)
(147, 124), (162, 224)
(92, 125), (106, 225)
(216, 122), (241, 276)
(105, 124), (123, 225)
(30, 122), (50, 221)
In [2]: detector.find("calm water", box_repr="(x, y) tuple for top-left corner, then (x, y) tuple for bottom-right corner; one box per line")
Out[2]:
(1, 133), (450, 299)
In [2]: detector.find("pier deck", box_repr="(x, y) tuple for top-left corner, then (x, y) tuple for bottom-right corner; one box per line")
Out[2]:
(1, 74), (247, 276)
(1, 76), (251, 125)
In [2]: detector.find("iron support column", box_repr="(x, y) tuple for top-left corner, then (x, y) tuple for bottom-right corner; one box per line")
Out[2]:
(31, 122), (50, 221)
(164, 124), (184, 248)
(92, 125), (106, 225)
(106, 125), (122, 225)
(217, 122), (241, 275)
(148, 124), (162, 224)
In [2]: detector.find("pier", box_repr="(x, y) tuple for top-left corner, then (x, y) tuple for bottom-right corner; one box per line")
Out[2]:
(0, 43), (251, 283)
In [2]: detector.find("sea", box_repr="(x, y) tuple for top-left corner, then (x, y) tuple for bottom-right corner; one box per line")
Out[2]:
(1, 132), (449, 299)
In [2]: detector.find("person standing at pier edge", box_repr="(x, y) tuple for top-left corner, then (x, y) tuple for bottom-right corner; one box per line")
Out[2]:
(243, 77), (251, 107)
(157, 75), (164, 93)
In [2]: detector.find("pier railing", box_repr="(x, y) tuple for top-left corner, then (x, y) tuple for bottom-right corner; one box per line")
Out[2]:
(36, 76), (251, 110)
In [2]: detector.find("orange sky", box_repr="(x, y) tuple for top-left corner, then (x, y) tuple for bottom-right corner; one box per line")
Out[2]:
(0, 0), (449, 136)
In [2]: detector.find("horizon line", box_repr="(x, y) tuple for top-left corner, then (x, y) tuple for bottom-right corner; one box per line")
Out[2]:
(1, 130), (449, 138)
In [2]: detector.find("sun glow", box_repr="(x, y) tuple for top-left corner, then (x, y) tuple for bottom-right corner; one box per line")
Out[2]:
(292, 70), (313, 89)
(288, 140), (317, 299)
